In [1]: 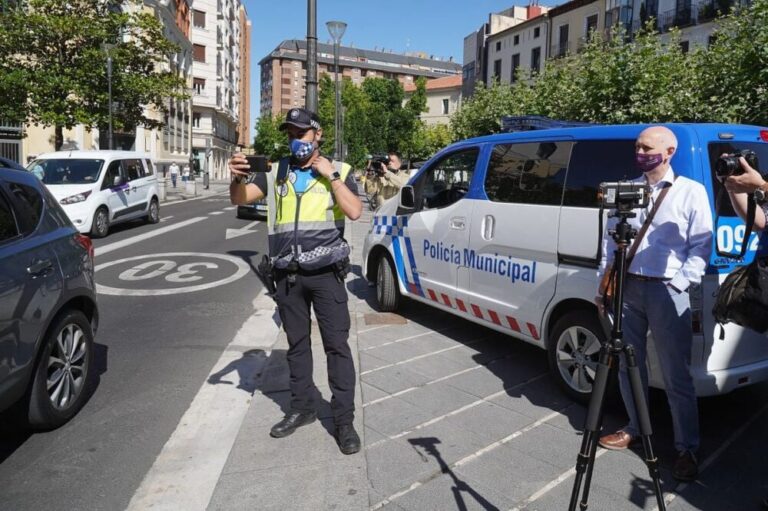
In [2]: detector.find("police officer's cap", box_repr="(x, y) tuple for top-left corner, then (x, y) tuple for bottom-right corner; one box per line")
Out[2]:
(279, 108), (321, 131)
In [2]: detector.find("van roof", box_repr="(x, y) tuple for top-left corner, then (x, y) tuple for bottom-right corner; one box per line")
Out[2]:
(34, 150), (153, 160)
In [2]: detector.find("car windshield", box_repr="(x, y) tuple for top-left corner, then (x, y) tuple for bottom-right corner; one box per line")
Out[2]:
(27, 158), (104, 185)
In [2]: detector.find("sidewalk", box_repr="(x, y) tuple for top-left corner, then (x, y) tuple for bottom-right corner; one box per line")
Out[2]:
(163, 178), (231, 203)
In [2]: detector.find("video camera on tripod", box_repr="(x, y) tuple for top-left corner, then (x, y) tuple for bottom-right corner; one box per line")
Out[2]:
(598, 181), (651, 213)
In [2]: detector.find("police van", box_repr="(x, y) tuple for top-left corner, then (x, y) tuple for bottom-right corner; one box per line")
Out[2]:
(362, 120), (768, 402)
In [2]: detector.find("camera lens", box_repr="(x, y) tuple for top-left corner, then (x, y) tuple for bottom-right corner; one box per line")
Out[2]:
(715, 156), (741, 177)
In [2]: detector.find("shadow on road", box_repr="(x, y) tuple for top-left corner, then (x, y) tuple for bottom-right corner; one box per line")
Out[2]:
(207, 349), (267, 394)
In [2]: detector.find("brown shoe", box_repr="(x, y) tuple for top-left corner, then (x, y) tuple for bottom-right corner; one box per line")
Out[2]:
(673, 451), (698, 481)
(598, 430), (634, 450)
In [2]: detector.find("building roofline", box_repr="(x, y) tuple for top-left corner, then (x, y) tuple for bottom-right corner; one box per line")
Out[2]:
(547, 0), (600, 18)
(486, 13), (550, 41)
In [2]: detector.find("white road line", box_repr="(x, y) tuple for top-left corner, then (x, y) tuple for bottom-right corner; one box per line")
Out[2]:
(208, 211), (225, 216)
(369, 407), (568, 510)
(359, 335), (487, 376)
(223, 206), (236, 211)
(360, 327), (453, 352)
(358, 324), (394, 334)
(365, 373), (550, 449)
(95, 217), (208, 257)
(362, 355), (516, 408)
(162, 191), (229, 207)
(159, 215), (174, 222)
(126, 291), (281, 511)
(651, 401), (768, 511)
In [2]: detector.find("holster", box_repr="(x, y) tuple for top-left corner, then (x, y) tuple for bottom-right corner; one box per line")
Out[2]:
(332, 257), (351, 283)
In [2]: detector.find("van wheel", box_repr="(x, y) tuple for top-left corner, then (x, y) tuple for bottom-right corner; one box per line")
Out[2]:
(90, 207), (109, 238)
(376, 255), (400, 312)
(27, 310), (94, 430)
(547, 311), (610, 404)
(146, 198), (160, 224)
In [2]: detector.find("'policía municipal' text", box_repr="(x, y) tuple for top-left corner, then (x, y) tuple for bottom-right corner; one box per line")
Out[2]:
(423, 240), (536, 284)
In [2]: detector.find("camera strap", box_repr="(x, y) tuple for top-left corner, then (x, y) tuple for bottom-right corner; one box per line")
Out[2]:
(714, 185), (756, 259)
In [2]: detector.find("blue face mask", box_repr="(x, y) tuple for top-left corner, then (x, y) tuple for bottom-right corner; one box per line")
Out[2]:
(290, 139), (316, 162)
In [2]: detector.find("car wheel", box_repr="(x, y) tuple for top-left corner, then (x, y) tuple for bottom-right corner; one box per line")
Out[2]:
(376, 254), (400, 312)
(547, 310), (610, 404)
(146, 197), (160, 224)
(27, 310), (94, 430)
(90, 207), (109, 238)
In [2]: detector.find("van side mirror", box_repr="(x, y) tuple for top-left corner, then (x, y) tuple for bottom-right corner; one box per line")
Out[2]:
(400, 185), (416, 210)
(113, 176), (123, 187)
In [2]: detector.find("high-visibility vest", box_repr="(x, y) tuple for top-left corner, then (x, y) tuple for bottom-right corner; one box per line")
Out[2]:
(265, 157), (352, 270)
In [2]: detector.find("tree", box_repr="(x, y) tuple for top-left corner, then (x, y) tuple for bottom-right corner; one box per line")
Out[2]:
(0, 0), (188, 150)
(253, 115), (289, 161)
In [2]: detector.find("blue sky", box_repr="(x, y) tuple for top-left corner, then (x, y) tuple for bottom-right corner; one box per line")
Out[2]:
(241, 0), (548, 139)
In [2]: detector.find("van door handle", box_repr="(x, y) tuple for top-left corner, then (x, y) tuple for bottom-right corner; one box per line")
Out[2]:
(450, 217), (466, 230)
(131, 186), (137, 192)
(27, 259), (53, 277)
(482, 215), (495, 240)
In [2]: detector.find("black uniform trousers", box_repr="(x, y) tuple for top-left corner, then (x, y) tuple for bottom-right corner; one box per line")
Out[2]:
(274, 267), (355, 426)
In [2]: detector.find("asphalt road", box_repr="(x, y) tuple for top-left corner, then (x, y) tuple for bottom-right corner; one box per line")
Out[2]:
(0, 193), (269, 510)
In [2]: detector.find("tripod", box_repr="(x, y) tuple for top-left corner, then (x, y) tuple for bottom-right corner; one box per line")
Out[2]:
(568, 212), (666, 511)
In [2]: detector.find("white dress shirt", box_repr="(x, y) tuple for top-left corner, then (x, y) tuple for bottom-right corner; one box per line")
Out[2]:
(599, 166), (713, 292)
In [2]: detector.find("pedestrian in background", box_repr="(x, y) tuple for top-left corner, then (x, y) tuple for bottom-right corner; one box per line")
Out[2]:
(182, 163), (190, 183)
(169, 162), (180, 188)
(228, 107), (363, 455)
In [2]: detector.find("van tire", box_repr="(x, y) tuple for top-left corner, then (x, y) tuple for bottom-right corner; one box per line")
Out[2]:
(547, 310), (613, 404)
(146, 197), (160, 224)
(376, 254), (400, 312)
(90, 207), (109, 238)
(27, 309), (94, 430)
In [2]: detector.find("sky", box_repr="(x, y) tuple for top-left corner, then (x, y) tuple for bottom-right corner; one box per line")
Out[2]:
(241, 0), (547, 139)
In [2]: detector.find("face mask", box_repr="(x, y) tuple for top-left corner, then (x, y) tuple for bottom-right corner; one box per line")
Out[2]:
(290, 139), (316, 162)
(635, 152), (664, 173)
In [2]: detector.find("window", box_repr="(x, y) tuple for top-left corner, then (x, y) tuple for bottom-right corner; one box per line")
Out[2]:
(193, 44), (206, 63)
(193, 9), (206, 28)
(0, 190), (19, 242)
(8, 183), (43, 234)
(493, 59), (502, 79)
(193, 77), (205, 94)
(511, 53), (520, 82)
(534, 27), (541, 38)
(558, 24), (570, 56)
(562, 139), (637, 207)
(442, 98), (449, 115)
(485, 142), (572, 205)
(122, 159), (142, 182)
(514, 34), (520, 45)
(708, 142), (768, 216)
(144, 159), (155, 176)
(586, 14), (599, 35)
(531, 47), (541, 75)
(102, 161), (122, 190)
(495, 41), (501, 51)
(412, 149), (479, 210)
(192, 113), (201, 128)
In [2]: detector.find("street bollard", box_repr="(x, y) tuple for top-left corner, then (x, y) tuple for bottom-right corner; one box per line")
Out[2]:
(158, 176), (167, 202)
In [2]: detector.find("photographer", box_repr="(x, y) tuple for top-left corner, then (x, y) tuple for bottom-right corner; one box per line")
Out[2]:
(364, 152), (409, 209)
(722, 156), (768, 233)
(596, 126), (713, 482)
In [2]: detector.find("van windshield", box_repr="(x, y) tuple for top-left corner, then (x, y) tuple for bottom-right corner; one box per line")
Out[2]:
(708, 143), (768, 216)
(26, 159), (104, 185)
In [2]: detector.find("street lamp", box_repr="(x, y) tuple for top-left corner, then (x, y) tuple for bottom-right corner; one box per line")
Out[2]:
(101, 43), (115, 150)
(326, 20), (346, 160)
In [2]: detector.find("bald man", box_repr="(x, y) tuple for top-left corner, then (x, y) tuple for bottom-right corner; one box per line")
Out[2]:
(596, 126), (713, 482)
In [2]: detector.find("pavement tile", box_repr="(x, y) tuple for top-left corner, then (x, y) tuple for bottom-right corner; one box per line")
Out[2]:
(360, 351), (391, 373)
(502, 423), (584, 470)
(361, 381), (390, 403)
(522, 480), (650, 511)
(437, 401), (534, 444)
(488, 375), (575, 420)
(366, 437), (442, 497)
(364, 426), (388, 447)
(390, 469), (516, 511)
(363, 396), (436, 437)
(362, 334), (460, 363)
(361, 365), (434, 395)
(406, 352), (486, 380)
(396, 380), (480, 416)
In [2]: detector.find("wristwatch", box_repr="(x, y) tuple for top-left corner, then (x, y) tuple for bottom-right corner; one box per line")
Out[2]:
(330, 171), (341, 182)
(754, 182), (768, 205)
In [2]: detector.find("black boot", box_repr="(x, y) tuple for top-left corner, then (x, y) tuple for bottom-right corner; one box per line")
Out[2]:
(270, 411), (317, 438)
(335, 424), (361, 455)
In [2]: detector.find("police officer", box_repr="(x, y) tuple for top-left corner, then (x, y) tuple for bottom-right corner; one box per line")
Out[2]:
(228, 108), (363, 454)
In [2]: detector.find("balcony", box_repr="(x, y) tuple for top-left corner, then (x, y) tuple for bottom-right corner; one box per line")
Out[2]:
(634, 0), (734, 34)
(550, 40), (576, 58)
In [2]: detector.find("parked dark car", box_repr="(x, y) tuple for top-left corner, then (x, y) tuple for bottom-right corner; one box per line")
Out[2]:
(236, 197), (268, 219)
(0, 167), (99, 429)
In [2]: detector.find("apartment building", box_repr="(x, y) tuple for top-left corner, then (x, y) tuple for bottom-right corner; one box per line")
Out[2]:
(546, 0), (603, 59)
(259, 40), (461, 118)
(237, 5), (251, 148)
(20, 0), (193, 168)
(485, 13), (550, 84)
(404, 75), (462, 126)
(190, 0), (249, 180)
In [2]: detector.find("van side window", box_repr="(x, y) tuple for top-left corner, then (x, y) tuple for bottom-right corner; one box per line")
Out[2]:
(707, 142), (768, 216)
(102, 161), (122, 190)
(412, 149), (478, 210)
(0, 189), (19, 243)
(563, 139), (637, 207)
(144, 159), (155, 176)
(485, 141), (572, 205)
(8, 183), (43, 235)
(123, 159), (142, 181)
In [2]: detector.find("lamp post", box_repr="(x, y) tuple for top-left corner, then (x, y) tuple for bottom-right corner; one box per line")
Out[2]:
(101, 43), (115, 150)
(326, 20), (346, 160)
(306, 0), (318, 112)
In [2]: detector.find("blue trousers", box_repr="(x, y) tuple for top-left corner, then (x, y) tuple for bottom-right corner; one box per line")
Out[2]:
(619, 278), (700, 453)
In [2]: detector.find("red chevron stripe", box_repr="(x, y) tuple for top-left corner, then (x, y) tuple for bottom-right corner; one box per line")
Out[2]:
(488, 310), (501, 325)
(456, 299), (467, 312)
(471, 304), (483, 319)
(527, 323), (540, 340)
(506, 316), (521, 332)
(441, 293), (452, 307)
(427, 289), (438, 302)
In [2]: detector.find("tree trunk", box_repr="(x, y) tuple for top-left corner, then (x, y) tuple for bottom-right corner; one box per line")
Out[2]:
(54, 125), (63, 151)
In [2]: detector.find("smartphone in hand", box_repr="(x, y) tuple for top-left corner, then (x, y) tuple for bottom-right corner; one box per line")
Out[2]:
(245, 155), (269, 173)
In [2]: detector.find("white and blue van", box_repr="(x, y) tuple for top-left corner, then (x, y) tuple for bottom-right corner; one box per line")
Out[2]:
(362, 121), (768, 402)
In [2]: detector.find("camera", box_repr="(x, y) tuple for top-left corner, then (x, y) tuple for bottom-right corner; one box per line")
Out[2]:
(245, 155), (269, 173)
(599, 181), (651, 212)
(367, 154), (390, 174)
(715, 149), (759, 178)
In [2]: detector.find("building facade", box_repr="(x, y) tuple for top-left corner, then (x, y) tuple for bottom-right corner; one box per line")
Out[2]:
(190, 0), (248, 181)
(237, 5), (251, 148)
(485, 14), (551, 84)
(259, 40), (462, 118)
(404, 75), (462, 126)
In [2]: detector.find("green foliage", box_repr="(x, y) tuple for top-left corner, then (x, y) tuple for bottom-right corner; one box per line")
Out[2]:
(451, 1), (768, 139)
(0, 0), (188, 149)
(253, 115), (290, 161)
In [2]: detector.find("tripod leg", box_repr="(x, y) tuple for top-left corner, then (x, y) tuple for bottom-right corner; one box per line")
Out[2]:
(625, 345), (667, 511)
(569, 348), (612, 511)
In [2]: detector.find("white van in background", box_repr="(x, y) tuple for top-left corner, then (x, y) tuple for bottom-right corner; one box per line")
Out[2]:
(28, 151), (160, 237)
